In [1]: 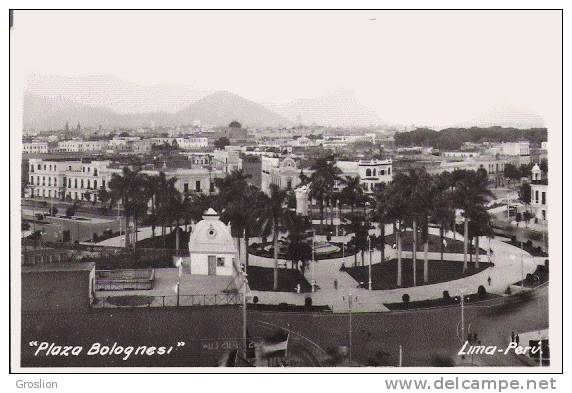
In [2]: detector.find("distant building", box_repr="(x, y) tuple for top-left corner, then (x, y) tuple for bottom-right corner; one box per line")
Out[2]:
(23, 142), (49, 154)
(224, 121), (248, 143)
(530, 163), (547, 224)
(336, 159), (393, 193)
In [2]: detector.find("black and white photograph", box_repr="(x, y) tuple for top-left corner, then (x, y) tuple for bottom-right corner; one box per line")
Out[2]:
(8, 8), (563, 375)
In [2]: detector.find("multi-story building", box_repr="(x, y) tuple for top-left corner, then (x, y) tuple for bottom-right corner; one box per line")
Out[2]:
(175, 137), (209, 150)
(24, 158), (228, 203)
(23, 142), (49, 154)
(336, 159), (393, 193)
(530, 163), (547, 225)
(57, 140), (109, 153)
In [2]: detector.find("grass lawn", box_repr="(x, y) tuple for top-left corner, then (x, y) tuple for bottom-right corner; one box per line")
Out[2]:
(384, 231), (487, 254)
(136, 229), (190, 249)
(345, 259), (492, 290)
(246, 266), (312, 293)
(249, 241), (358, 260)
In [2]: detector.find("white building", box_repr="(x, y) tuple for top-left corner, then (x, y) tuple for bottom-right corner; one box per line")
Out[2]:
(336, 159), (393, 193)
(184, 208), (239, 276)
(175, 137), (209, 150)
(530, 163), (547, 224)
(23, 142), (49, 154)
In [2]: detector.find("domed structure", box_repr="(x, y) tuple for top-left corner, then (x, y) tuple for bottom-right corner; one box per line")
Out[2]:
(185, 208), (238, 276)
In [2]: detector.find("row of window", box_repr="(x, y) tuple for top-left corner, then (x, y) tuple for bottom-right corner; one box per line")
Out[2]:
(364, 167), (391, 177)
(31, 163), (58, 172)
(29, 176), (57, 186)
(67, 178), (102, 190)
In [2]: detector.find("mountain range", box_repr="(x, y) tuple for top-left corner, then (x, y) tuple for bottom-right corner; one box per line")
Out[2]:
(23, 75), (385, 130)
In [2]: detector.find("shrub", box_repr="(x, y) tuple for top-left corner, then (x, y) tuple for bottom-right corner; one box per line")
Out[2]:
(304, 297), (313, 308)
(477, 285), (487, 297)
(505, 286), (512, 295)
(402, 294), (410, 305)
(545, 260), (549, 271)
(252, 296), (259, 304)
(442, 290), (451, 300)
(278, 302), (289, 310)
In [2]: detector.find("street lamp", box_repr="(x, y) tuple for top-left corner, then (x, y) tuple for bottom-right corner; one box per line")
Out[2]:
(344, 291), (358, 365)
(368, 235), (372, 290)
(311, 232), (316, 292)
(241, 270), (248, 359)
(175, 257), (183, 307)
(459, 289), (465, 342)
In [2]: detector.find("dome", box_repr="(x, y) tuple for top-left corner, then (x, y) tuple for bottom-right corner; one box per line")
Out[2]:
(228, 121), (242, 128)
(188, 209), (237, 254)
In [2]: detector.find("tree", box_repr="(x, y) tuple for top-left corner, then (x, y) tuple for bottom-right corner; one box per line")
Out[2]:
(390, 168), (433, 285)
(308, 156), (343, 227)
(504, 164), (521, 180)
(372, 183), (390, 264)
(430, 178), (455, 263)
(340, 176), (364, 214)
(518, 181), (531, 208)
(452, 170), (493, 272)
(108, 167), (150, 248)
(345, 212), (369, 267)
(467, 206), (493, 269)
(283, 211), (313, 271)
(539, 158), (548, 173)
(258, 184), (289, 290)
(214, 137), (230, 150)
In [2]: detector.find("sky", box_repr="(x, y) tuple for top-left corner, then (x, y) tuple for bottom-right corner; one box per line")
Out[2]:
(11, 10), (562, 128)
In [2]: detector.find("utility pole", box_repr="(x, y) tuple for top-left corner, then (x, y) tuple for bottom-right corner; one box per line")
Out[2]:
(311, 233), (315, 292)
(347, 291), (355, 365)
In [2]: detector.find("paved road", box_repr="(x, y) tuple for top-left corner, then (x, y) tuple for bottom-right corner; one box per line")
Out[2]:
(248, 284), (549, 367)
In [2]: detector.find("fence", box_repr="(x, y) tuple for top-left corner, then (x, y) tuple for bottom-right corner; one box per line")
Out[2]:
(94, 293), (243, 309)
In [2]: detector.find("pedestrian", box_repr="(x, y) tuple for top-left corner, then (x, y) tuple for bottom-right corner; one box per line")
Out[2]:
(334, 279), (338, 290)
(516, 334), (520, 346)
(443, 239), (448, 249)
(296, 283), (301, 294)
(487, 276), (492, 286)
(511, 331), (515, 343)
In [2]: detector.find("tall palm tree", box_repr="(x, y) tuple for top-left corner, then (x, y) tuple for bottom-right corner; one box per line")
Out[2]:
(372, 183), (390, 264)
(283, 211), (312, 271)
(431, 189), (455, 262)
(390, 169), (432, 286)
(309, 156), (342, 228)
(108, 166), (148, 248)
(340, 176), (364, 215)
(452, 170), (494, 272)
(468, 206), (494, 269)
(258, 184), (289, 290)
(143, 174), (161, 239)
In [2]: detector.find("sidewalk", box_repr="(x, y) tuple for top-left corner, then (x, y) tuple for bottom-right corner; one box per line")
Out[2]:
(247, 226), (539, 313)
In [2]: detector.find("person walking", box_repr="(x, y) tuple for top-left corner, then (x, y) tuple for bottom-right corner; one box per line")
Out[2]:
(487, 276), (492, 286)
(511, 331), (515, 343)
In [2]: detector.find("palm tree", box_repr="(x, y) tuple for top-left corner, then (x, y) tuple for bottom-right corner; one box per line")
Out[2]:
(452, 170), (494, 272)
(143, 174), (161, 239)
(108, 166), (148, 248)
(154, 172), (179, 248)
(431, 190), (455, 263)
(309, 156), (342, 228)
(372, 183), (390, 264)
(258, 184), (289, 290)
(390, 169), (432, 286)
(468, 206), (494, 269)
(283, 211), (312, 271)
(340, 176), (364, 215)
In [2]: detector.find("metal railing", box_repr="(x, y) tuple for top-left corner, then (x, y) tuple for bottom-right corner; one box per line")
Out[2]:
(94, 293), (242, 309)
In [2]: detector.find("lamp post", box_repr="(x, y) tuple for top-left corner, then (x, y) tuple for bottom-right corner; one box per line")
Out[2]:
(460, 289), (465, 342)
(176, 257), (182, 307)
(520, 241), (524, 289)
(242, 270), (248, 359)
(311, 233), (316, 292)
(345, 291), (357, 365)
(368, 235), (372, 290)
